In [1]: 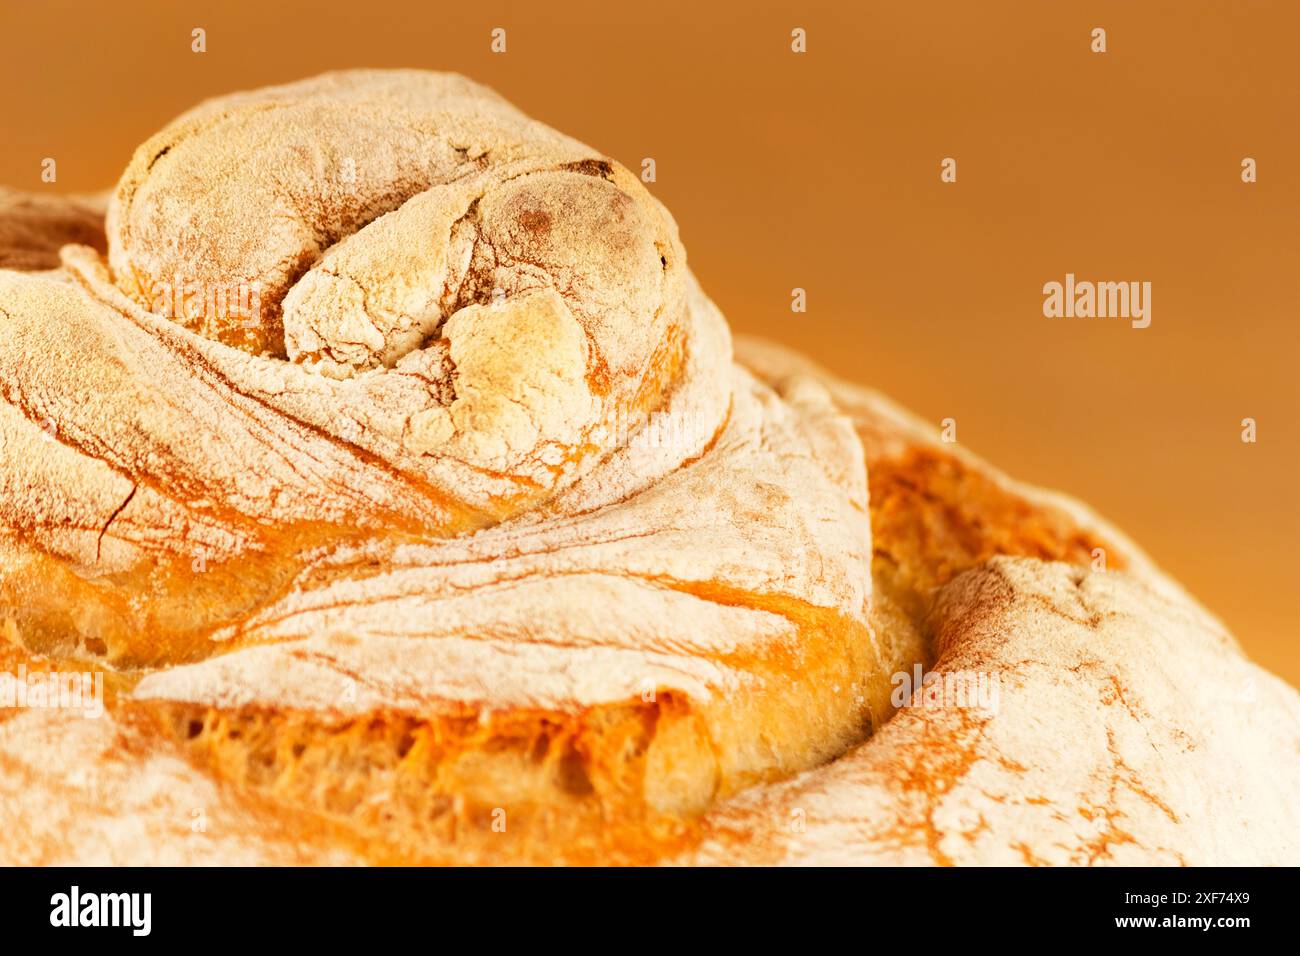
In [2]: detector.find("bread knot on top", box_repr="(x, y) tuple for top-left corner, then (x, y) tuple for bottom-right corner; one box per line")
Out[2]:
(106, 70), (694, 491)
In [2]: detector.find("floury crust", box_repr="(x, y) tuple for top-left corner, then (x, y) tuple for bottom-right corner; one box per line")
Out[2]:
(0, 71), (1296, 865)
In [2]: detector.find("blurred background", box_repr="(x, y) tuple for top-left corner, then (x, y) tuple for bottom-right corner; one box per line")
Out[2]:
(1, 0), (1295, 684)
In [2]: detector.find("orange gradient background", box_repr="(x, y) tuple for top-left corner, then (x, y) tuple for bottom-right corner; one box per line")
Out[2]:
(1, 0), (1296, 683)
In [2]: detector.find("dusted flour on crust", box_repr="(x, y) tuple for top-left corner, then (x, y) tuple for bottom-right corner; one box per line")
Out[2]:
(683, 555), (1300, 865)
(0, 72), (1297, 866)
(0, 72), (879, 864)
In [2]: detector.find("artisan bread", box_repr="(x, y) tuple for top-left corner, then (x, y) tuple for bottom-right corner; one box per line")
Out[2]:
(0, 70), (1295, 865)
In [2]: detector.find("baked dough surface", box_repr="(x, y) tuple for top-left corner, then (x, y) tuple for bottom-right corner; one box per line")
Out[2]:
(0, 71), (1295, 865)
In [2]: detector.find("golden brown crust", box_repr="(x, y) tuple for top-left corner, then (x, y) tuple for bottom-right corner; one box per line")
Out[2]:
(691, 340), (1299, 865)
(0, 72), (1295, 866)
(684, 555), (1300, 866)
(0, 71), (879, 864)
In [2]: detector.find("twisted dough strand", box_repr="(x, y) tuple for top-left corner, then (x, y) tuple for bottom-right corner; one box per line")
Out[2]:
(108, 71), (691, 506)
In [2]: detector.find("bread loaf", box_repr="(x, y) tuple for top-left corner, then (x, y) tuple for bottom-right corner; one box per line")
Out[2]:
(0, 70), (1295, 865)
